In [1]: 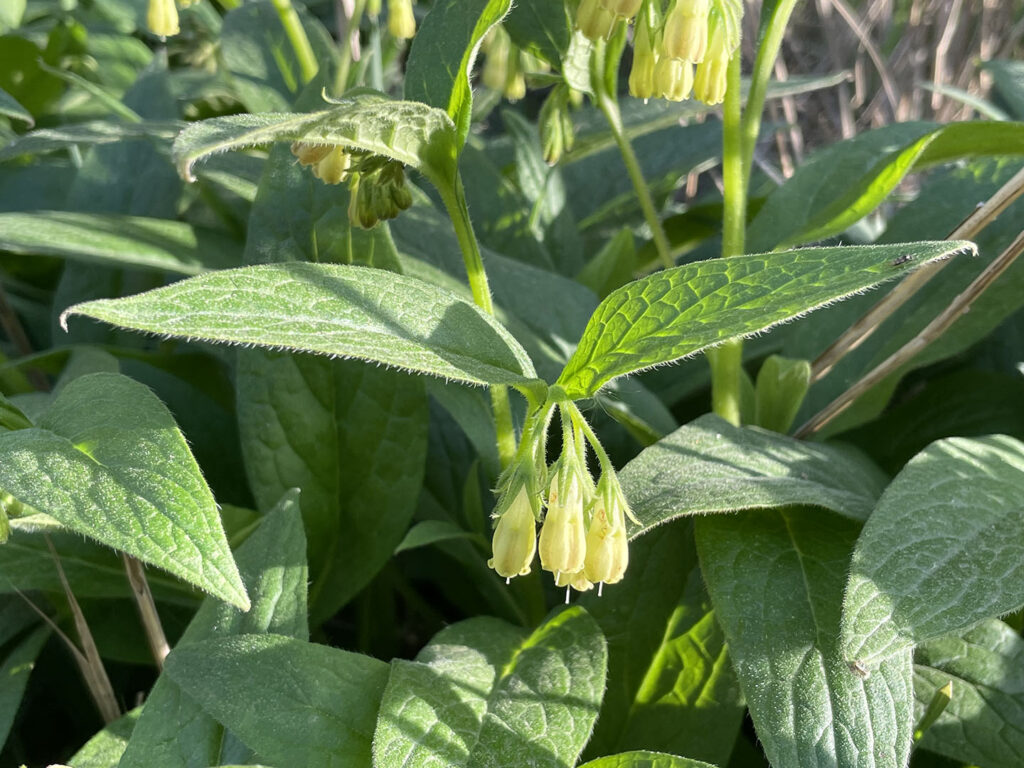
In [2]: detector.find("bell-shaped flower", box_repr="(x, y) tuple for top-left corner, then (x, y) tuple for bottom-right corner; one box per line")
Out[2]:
(600, 0), (642, 19)
(628, 11), (657, 100)
(147, 0), (179, 38)
(487, 486), (537, 579)
(539, 468), (587, 576)
(655, 57), (693, 102)
(694, 15), (728, 104)
(577, 0), (617, 41)
(583, 475), (631, 585)
(388, 0), (416, 39)
(555, 568), (594, 594)
(661, 0), (710, 63)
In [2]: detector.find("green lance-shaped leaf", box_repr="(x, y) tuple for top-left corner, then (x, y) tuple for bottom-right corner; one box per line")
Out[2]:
(119, 491), (308, 768)
(620, 414), (888, 536)
(0, 87), (32, 126)
(0, 626), (48, 748)
(578, 752), (718, 768)
(60, 263), (543, 394)
(698, 507), (915, 768)
(0, 372), (249, 609)
(373, 607), (607, 768)
(842, 435), (1024, 671)
(914, 619), (1024, 768)
(66, 709), (141, 768)
(404, 0), (512, 149)
(556, 241), (973, 399)
(172, 92), (459, 189)
(164, 634), (389, 768)
(0, 120), (181, 161)
(0, 212), (243, 275)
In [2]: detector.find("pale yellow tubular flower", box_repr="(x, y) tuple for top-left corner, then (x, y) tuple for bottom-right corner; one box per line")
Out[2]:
(628, 9), (657, 100)
(538, 471), (587, 576)
(147, 0), (179, 38)
(654, 56), (693, 102)
(487, 486), (538, 579)
(313, 147), (351, 184)
(388, 0), (416, 39)
(482, 25), (511, 92)
(577, 0), (617, 41)
(583, 503), (629, 588)
(661, 0), (710, 62)
(693, 15), (728, 105)
(600, 0), (643, 19)
(291, 142), (333, 167)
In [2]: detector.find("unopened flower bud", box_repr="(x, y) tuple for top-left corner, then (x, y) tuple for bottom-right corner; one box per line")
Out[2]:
(540, 86), (571, 165)
(482, 25), (511, 92)
(693, 17), (728, 104)
(147, 0), (179, 37)
(655, 56), (693, 101)
(388, 0), (416, 39)
(599, 0), (642, 19)
(661, 0), (709, 62)
(628, 12), (657, 99)
(539, 471), (587, 576)
(577, 0), (617, 41)
(488, 487), (538, 578)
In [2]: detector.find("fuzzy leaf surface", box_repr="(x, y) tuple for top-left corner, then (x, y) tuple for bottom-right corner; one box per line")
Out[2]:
(578, 752), (717, 768)
(172, 94), (458, 187)
(621, 414), (887, 535)
(404, 0), (511, 148)
(119, 491), (308, 768)
(372, 607), (607, 768)
(698, 508), (915, 768)
(843, 435), (1024, 669)
(0, 372), (248, 609)
(913, 619), (1024, 768)
(0, 212), (243, 274)
(62, 263), (540, 390)
(556, 241), (971, 399)
(165, 634), (388, 768)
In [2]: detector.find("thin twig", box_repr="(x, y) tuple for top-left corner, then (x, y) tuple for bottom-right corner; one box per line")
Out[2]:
(822, 0), (901, 118)
(796, 229), (1024, 437)
(810, 163), (1024, 382)
(45, 535), (121, 723)
(122, 554), (170, 670)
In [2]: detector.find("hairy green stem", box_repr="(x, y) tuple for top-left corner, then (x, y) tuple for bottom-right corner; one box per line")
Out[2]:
(270, 0), (320, 85)
(597, 95), (674, 270)
(439, 178), (517, 468)
(707, 53), (747, 426)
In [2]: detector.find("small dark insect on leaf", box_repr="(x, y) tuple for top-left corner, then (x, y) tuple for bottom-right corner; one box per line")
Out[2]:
(890, 253), (914, 267)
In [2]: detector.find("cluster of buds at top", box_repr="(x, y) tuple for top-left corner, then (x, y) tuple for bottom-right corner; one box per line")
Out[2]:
(481, 24), (552, 102)
(576, 0), (739, 106)
(487, 401), (633, 598)
(291, 142), (412, 228)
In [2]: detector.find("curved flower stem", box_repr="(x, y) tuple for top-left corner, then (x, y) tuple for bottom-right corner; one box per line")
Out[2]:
(270, 0), (320, 86)
(597, 94), (674, 270)
(707, 52), (746, 426)
(439, 176), (517, 468)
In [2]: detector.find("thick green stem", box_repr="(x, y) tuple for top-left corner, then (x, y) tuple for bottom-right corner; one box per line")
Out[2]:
(270, 0), (319, 85)
(597, 95), (674, 270)
(707, 53), (746, 426)
(440, 177), (517, 468)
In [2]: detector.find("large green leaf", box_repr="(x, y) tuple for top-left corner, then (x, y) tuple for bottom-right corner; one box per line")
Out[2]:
(698, 508), (915, 768)
(66, 709), (141, 768)
(0, 212), (243, 274)
(237, 351), (427, 622)
(404, 0), (511, 148)
(842, 435), (1024, 670)
(372, 607), (607, 768)
(60, 263), (542, 392)
(164, 633), (389, 768)
(0, 120), (180, 161)
(0, 373), (248, 609)
(581, 522), (742, 767)
(0, 626), (48, 749)
(578, 753), (717, 768)
(748, 121), (1024, 251)
(119, 491), (308, 768)
(620, 414), (887, 534)
(503, 0), (571, 67)
(171, 93), (458, 189)
(0, 86), (31, 125)
(914, 619), (1024, 768)
(556, 241), (970, 399)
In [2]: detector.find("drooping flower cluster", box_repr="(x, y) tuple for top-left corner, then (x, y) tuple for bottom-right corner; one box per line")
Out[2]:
(576, 0), (742, 105)
(487, 401), (633, 597)
(291, 143), (412, 228)
(480, 24), (553, 103)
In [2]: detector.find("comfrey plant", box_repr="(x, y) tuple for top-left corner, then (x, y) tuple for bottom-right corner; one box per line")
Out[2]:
(3, 0), (1024, 765)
